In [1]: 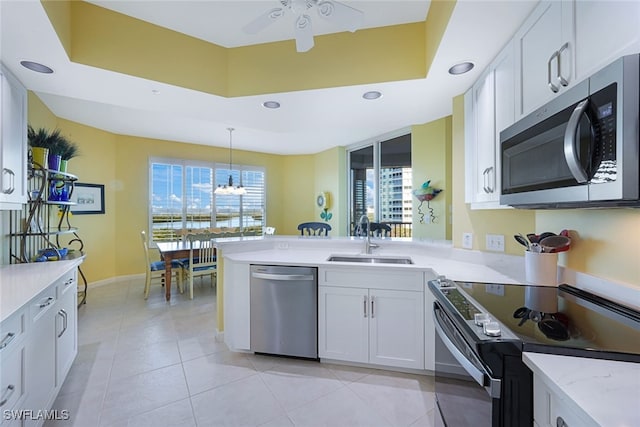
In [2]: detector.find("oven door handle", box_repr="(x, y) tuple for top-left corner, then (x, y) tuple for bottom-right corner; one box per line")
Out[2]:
(433, 308), (501, 398)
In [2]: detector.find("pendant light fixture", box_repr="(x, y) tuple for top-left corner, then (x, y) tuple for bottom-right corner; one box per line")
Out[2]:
(214, 128), (246, 195)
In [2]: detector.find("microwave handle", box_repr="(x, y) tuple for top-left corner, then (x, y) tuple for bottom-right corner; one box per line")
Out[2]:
(563, 99), (589, 183)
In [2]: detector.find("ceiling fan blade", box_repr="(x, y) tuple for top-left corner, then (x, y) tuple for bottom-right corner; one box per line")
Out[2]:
(243, 7), (285, 34)
(316, 0), (363, 32)
(294, 14), (314, 52)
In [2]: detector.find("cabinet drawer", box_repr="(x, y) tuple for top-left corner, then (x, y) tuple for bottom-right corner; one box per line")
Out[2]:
(0, 309), (26, 354)
(30, 287), (57, 323)
(319, 267), (424, 291)
(56, 270), (77, 298)
(0, 344), (25, 417)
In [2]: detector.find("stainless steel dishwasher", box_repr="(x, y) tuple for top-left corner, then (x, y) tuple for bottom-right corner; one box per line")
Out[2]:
(250, 265), (318, 359)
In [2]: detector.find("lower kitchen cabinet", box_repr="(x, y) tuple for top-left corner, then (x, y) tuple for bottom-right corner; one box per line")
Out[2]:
(318, 266), (425, 370)
(532, 374), (596, 427)
(0, 267), (78, 427)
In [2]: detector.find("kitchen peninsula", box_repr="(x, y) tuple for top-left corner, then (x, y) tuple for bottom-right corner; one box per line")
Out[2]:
(218, 236), (639, 427)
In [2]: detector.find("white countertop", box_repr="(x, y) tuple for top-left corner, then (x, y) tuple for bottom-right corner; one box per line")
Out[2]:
(523, 352), (640, 427)
(0, 259), (83, 322)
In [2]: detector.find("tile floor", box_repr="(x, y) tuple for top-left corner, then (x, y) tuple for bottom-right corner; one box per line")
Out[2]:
(46, 276), (437, 427)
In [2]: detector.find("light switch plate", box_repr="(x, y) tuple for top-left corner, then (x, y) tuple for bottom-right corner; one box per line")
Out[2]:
(462, 233), (473, 249)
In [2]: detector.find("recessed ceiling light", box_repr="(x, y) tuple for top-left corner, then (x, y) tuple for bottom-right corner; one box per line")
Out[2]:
(362, 91), (382, 100)
(448, 62), (474, 75)
(262, 101), (281, 109)
(151, 89), (161, 95)
(20, 61), (54, 74)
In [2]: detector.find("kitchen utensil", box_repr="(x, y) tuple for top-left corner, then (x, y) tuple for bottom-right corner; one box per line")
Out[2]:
(538, 231), (557, 241)
(514, 234), (530, 250)
(540, 235), (571, 253)
(529, 243), (542, 253)
(526, 233), (540, 244)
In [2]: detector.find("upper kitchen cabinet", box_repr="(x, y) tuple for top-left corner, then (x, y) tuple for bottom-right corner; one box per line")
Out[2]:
(465, 41), (515, 209)
(515, 0), (640, 118)
(573, 0), (640, 83)
(514, 0), (574, 118)
(0, 64), (27, 210)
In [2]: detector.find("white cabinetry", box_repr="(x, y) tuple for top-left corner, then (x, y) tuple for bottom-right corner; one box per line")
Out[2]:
(56, 272), (77, 387)
(515, 0), (640, 118)
(532, 375), (597, 427)
(0, 64), (28, 209)
(318, 267), (424, 370)
(223, 259), (251, 351)
(464, 41), (515, 209)
(0, 308), (27, 425)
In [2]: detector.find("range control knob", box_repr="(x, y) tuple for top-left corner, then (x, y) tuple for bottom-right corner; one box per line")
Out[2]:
(474, 313), (490, 326)
(437, 275), (452, 287)
(483, 321), (501, 337)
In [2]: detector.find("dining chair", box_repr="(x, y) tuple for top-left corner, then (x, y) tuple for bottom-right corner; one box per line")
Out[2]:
(140, 231), (183, 299)
(182, 232), (218, 299)
(370, 222), (392, 237)
(297, 222), (332, 236)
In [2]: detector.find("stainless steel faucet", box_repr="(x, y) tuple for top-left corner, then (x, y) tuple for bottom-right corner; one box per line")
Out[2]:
(358, 215), (379, 254)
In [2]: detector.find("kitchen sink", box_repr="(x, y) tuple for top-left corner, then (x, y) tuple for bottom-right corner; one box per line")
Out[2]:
(327, 255), (413, 265)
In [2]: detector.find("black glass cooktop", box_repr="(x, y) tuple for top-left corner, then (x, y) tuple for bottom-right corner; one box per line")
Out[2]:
(437, 281), (640, 363)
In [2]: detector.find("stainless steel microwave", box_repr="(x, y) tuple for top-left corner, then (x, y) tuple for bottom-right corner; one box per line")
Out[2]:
(500, 54), (640, 208)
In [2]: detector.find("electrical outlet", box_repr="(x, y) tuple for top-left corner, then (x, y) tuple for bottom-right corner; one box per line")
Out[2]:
(486, 234), (505, 252)
(486, 284), (505, 296)
(462, 233), (473, 249)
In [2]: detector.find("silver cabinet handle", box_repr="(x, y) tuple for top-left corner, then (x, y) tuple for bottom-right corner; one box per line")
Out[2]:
(2, 168), (15, 194)
(548, 50), (560, 93)
(482, 168), (490, 193)
(0, 332), (16, 350)
(64, 278), (74, 287)
(38, 296), (55, 308)
(557, 42), (569, 87)
(486, 166), (495, 193)
(563, 99), (590, 183)
(363, 295), (368, 318)
(57, 309), (68, 338)
(556, 416), (568, 427)
(370, 296), (375, 318)
(0, 385), (15, 407)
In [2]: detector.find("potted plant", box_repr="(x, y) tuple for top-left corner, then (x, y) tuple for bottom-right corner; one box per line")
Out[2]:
(27, 125), (76, 171)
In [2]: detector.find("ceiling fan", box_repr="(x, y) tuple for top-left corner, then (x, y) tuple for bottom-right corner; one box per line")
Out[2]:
(243, 0), (364, 52)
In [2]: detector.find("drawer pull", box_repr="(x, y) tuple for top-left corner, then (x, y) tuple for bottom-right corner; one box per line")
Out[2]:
(0, 332), (16, 350)
(556, 416), (568, 427)
(38, 296), (55, 308)
(0, 385), (15, 407)
(64, 278), (74, 286)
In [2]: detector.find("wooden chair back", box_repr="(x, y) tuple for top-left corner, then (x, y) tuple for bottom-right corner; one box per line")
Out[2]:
(297, 222), (332, 236)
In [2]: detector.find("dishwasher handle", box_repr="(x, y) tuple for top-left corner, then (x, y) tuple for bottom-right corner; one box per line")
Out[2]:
(251, 272), (315, 281)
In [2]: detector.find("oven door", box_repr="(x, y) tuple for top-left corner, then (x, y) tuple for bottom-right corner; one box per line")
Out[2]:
(433, 303), (501, 427)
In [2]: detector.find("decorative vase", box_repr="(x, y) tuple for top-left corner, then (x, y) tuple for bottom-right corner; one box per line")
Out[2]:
(59, 159), (68, 173)
(48, 153), (62, 171)
(31, 147), (48, 169)
(49, 180), (65, 201)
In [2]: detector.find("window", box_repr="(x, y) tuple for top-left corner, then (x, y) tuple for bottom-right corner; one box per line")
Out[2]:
(348, 131), (412, 237)
(150, 158), (265, 242)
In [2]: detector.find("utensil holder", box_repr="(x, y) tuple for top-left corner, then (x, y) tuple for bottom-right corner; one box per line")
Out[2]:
(525, 251), (558, 286)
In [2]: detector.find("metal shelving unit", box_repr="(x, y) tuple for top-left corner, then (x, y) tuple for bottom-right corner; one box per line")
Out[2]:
(8, 163), (88, 306)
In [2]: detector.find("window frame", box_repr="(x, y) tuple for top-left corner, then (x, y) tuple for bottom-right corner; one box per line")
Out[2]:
(346, 127), (412, 236)
(148, 156), (266, 242)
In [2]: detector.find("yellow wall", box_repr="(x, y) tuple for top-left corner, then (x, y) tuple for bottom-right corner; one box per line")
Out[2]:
(411, 118), (452, 240)
(313, 147), (346, 236)
(277, 155), (316, 236)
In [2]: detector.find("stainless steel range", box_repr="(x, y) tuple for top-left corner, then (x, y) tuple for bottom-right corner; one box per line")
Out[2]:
(429, 278), (640, 427)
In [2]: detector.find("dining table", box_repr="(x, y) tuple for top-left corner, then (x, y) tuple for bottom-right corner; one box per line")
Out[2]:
(155, 240), (207, 301)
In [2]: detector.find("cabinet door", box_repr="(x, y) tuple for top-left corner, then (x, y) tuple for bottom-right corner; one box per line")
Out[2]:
(56, 274), (78, 387)
(24, 290), (57, 424)
(472, 68), (496, 203)
(369, 289), (424, 369)
(515, 1), (573, 117)
(318, 286), (368, 363)
(0, 65), (27, 209)
(574, 0), (640, 82)
(224, 260), (251, 351)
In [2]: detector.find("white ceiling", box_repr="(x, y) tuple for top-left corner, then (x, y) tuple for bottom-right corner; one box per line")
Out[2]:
(0, 0), (538, 155)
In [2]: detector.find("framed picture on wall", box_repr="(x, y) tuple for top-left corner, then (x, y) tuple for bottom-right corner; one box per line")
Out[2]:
(70, 183), (105, 214)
